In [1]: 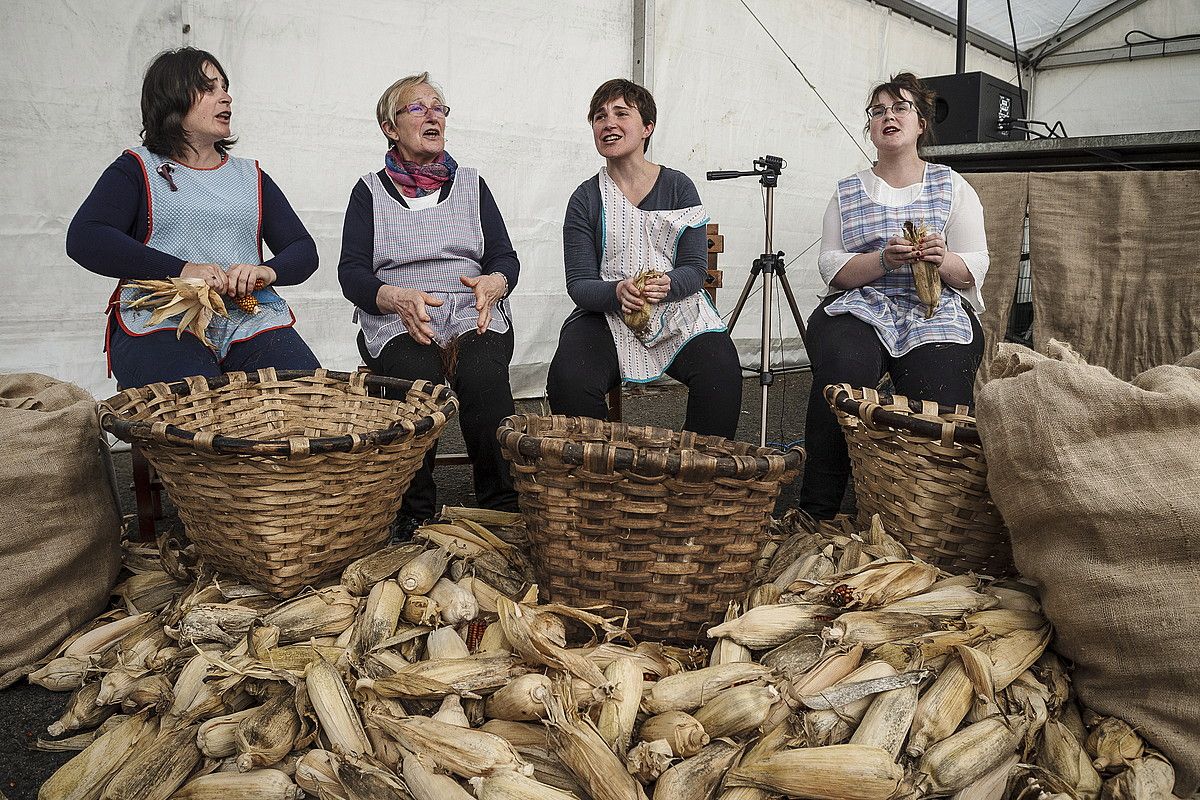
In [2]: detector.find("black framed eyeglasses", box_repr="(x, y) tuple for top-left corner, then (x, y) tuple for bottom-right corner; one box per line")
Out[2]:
(865, 100), (915, 119)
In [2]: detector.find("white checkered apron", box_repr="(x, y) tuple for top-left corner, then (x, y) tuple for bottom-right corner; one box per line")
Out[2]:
(824, 163), (974, 357)
(598, 167), (725, 383)
(357, 168), (510, 356)
(117, 147), (294, 359)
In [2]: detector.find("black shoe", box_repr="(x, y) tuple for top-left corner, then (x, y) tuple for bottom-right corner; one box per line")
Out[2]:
(388, 514), (424, 544)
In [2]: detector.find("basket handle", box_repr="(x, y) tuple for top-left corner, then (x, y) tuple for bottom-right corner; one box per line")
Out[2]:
(825, 383), (982, 446)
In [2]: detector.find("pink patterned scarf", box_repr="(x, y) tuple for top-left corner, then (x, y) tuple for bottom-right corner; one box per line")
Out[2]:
(384, 148), (458, 198)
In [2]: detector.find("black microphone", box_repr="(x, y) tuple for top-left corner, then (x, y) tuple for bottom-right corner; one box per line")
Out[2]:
(706, 170), (745, 181)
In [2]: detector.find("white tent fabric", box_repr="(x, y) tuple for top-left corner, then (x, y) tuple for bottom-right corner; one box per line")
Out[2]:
(915, 0), (1114, 51)
(0, 0), (1193, 401)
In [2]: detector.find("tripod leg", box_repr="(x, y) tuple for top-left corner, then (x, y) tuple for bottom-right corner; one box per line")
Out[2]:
(775, 269), (809, 348)
(725, 262), (762, 333)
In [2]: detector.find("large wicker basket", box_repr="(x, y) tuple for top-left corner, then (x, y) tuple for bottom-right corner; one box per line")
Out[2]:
(497, 414), (803, 643)
(825, 383), (1013, 576)
(100, 369), (457, 596)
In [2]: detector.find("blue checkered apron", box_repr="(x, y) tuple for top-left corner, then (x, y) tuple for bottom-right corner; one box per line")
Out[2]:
(357, 168), (511, 356)
(115, 147), (295, 360)
(824, 163), (973, 357)
(598, 167), (725, 383)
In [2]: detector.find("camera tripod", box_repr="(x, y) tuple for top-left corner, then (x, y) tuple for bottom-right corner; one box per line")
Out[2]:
(707, 155), (808, 447)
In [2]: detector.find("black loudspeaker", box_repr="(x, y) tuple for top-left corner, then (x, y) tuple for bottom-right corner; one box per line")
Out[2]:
(923, 72), (1029, 145)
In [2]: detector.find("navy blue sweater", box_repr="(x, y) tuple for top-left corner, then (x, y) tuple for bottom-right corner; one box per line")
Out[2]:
(66, 151), (318, 285)
(337, 171), (520, 317)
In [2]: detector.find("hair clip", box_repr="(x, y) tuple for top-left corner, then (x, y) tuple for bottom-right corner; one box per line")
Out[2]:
(156, 163), (178, 191)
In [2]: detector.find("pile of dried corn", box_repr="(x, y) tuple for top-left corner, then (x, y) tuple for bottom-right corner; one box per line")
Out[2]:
(30, 507), (1175, 800)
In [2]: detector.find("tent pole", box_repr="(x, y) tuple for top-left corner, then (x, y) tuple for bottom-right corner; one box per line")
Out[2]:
(956, 0), (968, 73)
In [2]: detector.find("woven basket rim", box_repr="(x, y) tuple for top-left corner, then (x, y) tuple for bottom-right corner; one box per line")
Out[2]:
(826, 384), (982, 446)
(99, 368), (457, 456)
(498, 413), (803, 479)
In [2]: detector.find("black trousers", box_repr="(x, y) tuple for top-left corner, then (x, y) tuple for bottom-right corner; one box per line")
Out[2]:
(546, 312), (743, 440)
(359, 329), (519, 519)
(798, 295), (985, 520)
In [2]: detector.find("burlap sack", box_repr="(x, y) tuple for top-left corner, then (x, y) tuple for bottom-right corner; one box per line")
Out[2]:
(976, 341), (1200, 797)
(0, 374), (122, 688)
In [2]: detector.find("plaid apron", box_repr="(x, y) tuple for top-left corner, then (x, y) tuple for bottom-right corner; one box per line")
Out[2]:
(824, 163), (974, 357)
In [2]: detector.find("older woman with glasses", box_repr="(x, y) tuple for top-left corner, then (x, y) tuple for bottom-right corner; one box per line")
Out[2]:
(798, 72), (989, 520)
(338, 72), (520, 533)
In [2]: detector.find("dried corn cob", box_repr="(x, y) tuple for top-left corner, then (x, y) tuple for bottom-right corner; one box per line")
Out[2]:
(367, 712), (529, 779)
(401, 750), (475, 800)
(692, 681), (780, 739)
(428, 577), (479, 624)
(341, 543), (425, 596)
(707, 602), (838, 650)
(121, 278), (228, 347)
(1100, 754), (1176, 800)
(46, 681), (116, 738)
(470, 770), (582, 800)
(233, 278), (267, 315)
(642, 662), (772, 714)
(848, 682), (919, 758)
(544, 692), (649, 800)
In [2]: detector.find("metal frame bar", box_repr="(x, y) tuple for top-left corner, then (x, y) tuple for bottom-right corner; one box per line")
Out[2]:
(1029, 0), (1151, 63)
(868, 0), (1024, 64)
(1037, 36), (1200, 69)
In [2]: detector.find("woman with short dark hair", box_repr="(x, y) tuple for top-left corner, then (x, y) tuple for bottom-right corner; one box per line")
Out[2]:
(67, 47), (319, 388)
(547, 78), (742, 439)
(798, 72), (989, 519)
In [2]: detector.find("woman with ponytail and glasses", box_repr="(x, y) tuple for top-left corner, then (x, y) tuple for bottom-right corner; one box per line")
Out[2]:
(798, 72), (990, 520)
(67, 47), (319, 388)
(337, 73), (521, 530)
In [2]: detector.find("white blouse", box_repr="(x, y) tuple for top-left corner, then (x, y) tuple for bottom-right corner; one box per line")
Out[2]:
(816, 167), (990, 312)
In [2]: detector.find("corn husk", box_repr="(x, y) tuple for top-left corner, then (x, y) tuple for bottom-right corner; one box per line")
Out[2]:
(849, 683), (919, 758)
(341, 543), (425, 596)
(397, 548), (454, 595)
(642, 662), (772, 714)
(100, 722), (202, 800)
(261, 587), (359, 643)
(37, 711), (156, 800)
(480, 720), (586, 795)
(354, 580), (404, 656)
(470, 771), (582, 800)
(428, 577), (479, 624)
(401, 750), (475, 800)
(196, 706), (258, 759)
(637, 711), (710, 758)
(121, 278), (229, 347)
(358, 653), (526, 700)
(294, 749), (345, 799)
(621, 269), (662, 334)
(46, 681), (115, 737)
(692, 682), (780, 740)
(235, 689), (302, 771)
(169, 769), (304, 800)
(367, 712), (529, 779)
(425, 625), (471, 660)
(304, 656), (370, 757)
(725, 743), (904, 800)
(544, 692), (649, 800)
(29, 656), (92, 692)
(1099, 754), (1176, 800)
(484, 672), (553, 721)
(903, 220), (940, 319)
(709, 603), (753, 665)
(825, 560), (939, 608)
(1039, 719), (1103, 800)
(652, 739), (742, 800)
(1087, 717), (1146, 772)
(706, 603), (837, 650)
(432, 694), (472, 728)
(802, 661), (898, 747)
(907, 658), (975, 757)
(626, 740), (677, 783)
(823, 610), (938, 648)
(597, 657), (642, 754)
(916, 714), (1027, 795)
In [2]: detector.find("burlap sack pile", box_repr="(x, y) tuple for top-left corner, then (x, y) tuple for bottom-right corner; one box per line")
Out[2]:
(976, 340), (1200, 797)
(0, 373), (122, 688)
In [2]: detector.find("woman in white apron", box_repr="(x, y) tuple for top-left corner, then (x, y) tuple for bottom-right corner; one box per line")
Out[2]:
(547, 79), (742, 440)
